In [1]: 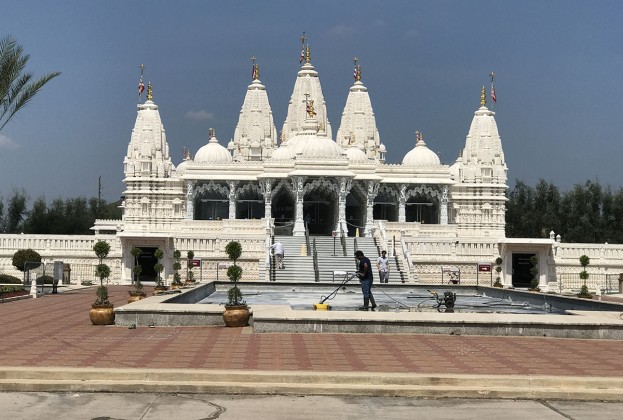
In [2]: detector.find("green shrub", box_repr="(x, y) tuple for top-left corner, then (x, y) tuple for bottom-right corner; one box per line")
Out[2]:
(36, 275), (54, 285)
(12, 249), (42, 272)
(0, 274), (22, 284)
(0, 285), (24, 296)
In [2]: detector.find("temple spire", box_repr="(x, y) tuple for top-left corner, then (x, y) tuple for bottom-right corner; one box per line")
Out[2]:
(480, 85), (486, 107)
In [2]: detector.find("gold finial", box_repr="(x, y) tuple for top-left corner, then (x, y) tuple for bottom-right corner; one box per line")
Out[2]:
(251, 56), (259, 80)
(304, 92), (316, 118)
(353, 57), (361, 82)
(305, 45), (311, 64)
(147, 81), (153, 101)
(209, 127), (215, 138)
(480, 85), (486, 107)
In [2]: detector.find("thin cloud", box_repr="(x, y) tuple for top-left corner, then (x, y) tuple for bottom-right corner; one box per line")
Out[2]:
(372, 19), (386, 27)
(0, 134), (19, 150)
(185, 110), (215, 121)
(326, 24), (357, 38)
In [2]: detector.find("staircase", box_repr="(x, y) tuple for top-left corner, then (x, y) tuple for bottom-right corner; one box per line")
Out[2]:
(269, 235), (408, 283)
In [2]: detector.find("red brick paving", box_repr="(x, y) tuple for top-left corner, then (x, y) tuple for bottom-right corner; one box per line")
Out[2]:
(1, 286), (623, 376)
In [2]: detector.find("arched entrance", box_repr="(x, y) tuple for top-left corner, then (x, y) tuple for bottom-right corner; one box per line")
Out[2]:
(195, 190), (228, 220)
(374, 189), (397, 221)
(346, 187), (366, 236)
(236, 183), (264, 219)
(137, 247), (157, 282)
(272, 187), (295, 235)
(304, 189), (336, 235)
(406, 194), (438, 223)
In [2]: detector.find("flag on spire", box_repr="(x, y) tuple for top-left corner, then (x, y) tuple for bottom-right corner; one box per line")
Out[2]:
(138, 64), (145, 100)
(353, 64), (357, 81)
(489, 72), (497, 103)
(299, 48), (305, 64)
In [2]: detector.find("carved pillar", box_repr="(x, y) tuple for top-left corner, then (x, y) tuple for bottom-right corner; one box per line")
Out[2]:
(398, 184), (406, 223)
(364, 181), (379, 237)
(440, 185), (448, 225)
(337, 178), (352, 235)
(228, 181), (238, 220)
(292, 176), (306, 236)
(186, 181), (195, 220)
(260, 179), (273, 220)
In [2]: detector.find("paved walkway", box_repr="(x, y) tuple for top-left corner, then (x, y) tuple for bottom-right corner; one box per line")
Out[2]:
(0, 285), (621, 375)
(2, 285), (623, 400)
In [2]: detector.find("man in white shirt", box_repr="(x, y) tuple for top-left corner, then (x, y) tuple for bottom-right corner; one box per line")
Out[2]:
(377, 250), (390, 283)
(270, 241), (285, 269)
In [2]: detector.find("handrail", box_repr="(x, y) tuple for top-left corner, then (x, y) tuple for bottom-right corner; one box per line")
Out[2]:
(305, 224), (310, 257)
(378, 220), (388, 254)
(340, 231), (347, 256)
(400, 236), (413, 281)
(312, 238), (319, 282)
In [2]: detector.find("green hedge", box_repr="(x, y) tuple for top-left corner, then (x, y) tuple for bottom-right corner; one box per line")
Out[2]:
(0, 274), (22, 284)
(35, 275), (55, 285)
(0, 286), (24, 296)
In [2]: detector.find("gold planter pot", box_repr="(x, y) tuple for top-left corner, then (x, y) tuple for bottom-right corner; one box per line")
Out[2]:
(127, 294), (146, 304)
(89, 304), (115, 325)
(222, 305), (251, 327)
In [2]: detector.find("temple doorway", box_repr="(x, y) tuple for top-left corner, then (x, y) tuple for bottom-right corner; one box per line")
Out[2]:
(512, 253), (535, 288)
(236, 187), (264, 219)
(272, 189), (294, 235)
(406, 195), (438, 223)
(373, 190), (397, 221)
(304, 189), (336, 235)
(345, 189), (366, 236)
(137, 247), (157, 282)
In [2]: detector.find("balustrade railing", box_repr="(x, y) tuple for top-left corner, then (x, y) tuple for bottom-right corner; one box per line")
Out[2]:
(312, 238), (319, 282)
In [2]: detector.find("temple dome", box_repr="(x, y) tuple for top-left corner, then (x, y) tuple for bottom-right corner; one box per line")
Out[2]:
(402, 134), (440, 166)
(345, 144), (368, 162)
(298, 134), (344, 159)
(270, 140), (294, 161)
(195, 131), (232, 163)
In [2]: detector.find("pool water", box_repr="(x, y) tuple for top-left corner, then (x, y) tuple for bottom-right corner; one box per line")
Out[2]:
(197, 286), (564, 314)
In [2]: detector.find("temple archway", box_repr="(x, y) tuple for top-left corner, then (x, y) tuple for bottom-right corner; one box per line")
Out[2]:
(272, 186), (295, 235)
(406, 194), (438, 223)
(346, 184), (366, 236)
(304, 188), (337, 235)
(194, 182), (228, 220)
(236, 183), (264, 219)
(373, 188), (398, 221)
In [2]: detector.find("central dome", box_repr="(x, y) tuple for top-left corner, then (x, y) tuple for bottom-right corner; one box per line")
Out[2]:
(402, 133), (440, 166)
(195, 130), (232, 163)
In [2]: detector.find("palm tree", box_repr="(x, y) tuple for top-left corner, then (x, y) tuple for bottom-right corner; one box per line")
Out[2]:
(0, 35), (60, 131)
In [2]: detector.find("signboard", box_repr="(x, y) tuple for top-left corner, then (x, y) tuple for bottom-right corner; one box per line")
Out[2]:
(332, 230), (337, 237)
(478, 263), (492, 272)
(190, 259), (201, 267)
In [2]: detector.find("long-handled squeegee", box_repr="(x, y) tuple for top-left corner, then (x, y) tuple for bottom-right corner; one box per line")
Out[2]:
(313, 273), (358, 310)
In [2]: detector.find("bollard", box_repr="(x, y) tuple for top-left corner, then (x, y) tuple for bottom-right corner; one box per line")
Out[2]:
(301, 243), (307, 256)
(355, 228), (359, 237)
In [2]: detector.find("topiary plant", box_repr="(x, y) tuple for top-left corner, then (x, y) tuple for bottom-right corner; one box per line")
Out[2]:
(154, 248), (165, 288)
(187, 250), (195, 283)
(493, 257), (503, 287)
(225, 241), (245, 306)
(129, 247), (145, 297)
(578, 255), (591, 298)
(93, 240), (111, 306)
(172, 249), (183, 287)
(529, 256), (539, 291)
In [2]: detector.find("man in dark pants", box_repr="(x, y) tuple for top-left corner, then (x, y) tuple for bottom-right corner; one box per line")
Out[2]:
(355, 250), (377, 311)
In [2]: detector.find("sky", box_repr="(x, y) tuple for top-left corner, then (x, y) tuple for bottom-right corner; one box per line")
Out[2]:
(1, 0), (622, 203)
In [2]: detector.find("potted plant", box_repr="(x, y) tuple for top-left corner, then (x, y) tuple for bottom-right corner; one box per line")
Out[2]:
(528, 255), (540, 291)
(578, 255), (592, 299)
(89, 240), (115, 325)
(171, 249), (183, 289)
(186, 250), (195, 284)
(222, 241), (250, 327)
(153, 248), (168, 295)
(493, 257), (503, 288)
(128, 247), (146, 303)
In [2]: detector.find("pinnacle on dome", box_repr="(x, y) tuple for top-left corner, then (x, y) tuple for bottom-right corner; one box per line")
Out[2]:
(480, 85), (486, 108)
(251, 56), (259, 81)
(299, 32), (311, 65)
(353, 57), (361, 82)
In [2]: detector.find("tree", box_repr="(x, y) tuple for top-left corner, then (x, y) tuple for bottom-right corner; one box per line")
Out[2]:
(0, 35), (61, 131)
(12, 248), (41, 272)
(4, 189), (27, 233)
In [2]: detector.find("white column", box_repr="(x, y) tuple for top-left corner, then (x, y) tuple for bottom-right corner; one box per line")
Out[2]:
(398, 184), (406, 223)
(364, 181), (379, 237)
(186, 181), (194, 220)
(292, 177), (306, 236)
(336, 178), (352, 235)
(440, 185), (448, 225)
(228, 181), (238, 220)
(260, 179), (273, 220)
